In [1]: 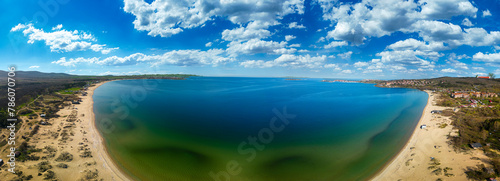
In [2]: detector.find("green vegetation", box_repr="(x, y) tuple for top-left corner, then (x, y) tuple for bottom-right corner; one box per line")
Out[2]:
(55, 152), (74, 162)
(57, 87), (81, 94)
(379, 77), (500, 92)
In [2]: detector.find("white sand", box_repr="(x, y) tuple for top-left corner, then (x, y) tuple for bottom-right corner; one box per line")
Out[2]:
(371, 91), (488, 181)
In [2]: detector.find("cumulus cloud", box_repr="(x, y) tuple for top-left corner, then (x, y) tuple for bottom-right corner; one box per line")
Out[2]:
(226, 39), (295, 56)
(28, 65), (40, 69)
(240, 54), (327, 68)
(341, 69), (353, 74)
(324, 41), (348, 49)
(483, 9), (492, 17)
(52, 57), (100, 67)
(317, 0), (478, 45)
(441, 68), (457, 73)
(285, 35), (296, 41)
(387, 38), (447, 52)
(461, 18), (473, 27)
(52, 24), (63, 30)
(419, 0), (477, 19)
(338, 51), (353, 59)
(354, 61), (369, 67)
(52, 49), (233, 67)
(288, 22), (306, 29)
(221, 22), (272, 42)
(11, 23), (117, 54)
(473, 52), (500, 62)
(376, 49), (439, 71)
(410, 20), (463, 43)
(123, 0), (304, 37)
(205, 42), (213, 47)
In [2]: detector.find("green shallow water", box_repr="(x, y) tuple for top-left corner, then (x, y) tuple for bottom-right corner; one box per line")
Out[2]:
(93, 77), (427, 181)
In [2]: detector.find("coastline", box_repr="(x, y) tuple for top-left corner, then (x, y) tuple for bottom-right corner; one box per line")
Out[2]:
(0, 80), (135, 180)
(85, 81), (133, 181)
(370, 90), (488, 180)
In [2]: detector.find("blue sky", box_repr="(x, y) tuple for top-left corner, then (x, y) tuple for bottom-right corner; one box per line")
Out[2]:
(3, 0), (500, 79)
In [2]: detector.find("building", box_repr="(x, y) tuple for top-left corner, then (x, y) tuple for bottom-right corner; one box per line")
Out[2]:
(72, 100), (80, 104)
(431, 110), (442, 114)
(470, 143), (483, 149)
(0, 159), (3, 166)
(483, 93), (498, 98)
(451, 91), (498, 98)
(40, 114), (46, 117)
(478, 76), (490, 79)
(472, 92), (482, 97)
(452, 92), (470, 98)
(420, 124), (427, 129)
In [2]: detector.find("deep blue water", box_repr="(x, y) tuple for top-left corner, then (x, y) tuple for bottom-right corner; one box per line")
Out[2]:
(93, 77), (428, 181)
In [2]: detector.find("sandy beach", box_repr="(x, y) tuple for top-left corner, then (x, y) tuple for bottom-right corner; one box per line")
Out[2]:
(82, 81), (132, 181)
(371, 90), (489, 180)
(0, 81), (131, 180)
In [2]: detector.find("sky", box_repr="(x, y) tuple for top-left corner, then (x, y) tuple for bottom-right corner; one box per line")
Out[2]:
(2, 0), (500, 79)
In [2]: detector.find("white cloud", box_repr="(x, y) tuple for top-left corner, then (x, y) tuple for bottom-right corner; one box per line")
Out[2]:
(52, 24), (63, 30)
(354, 61), (369, 67)
(387, 38), (447, 52)
(11, 23), (117, 54)
(338, 51), (353, 59)
(483, 10), (492, 17)
(52, 49), (233, 67)
(460, 28), (500, 47)
(240, 60), (275, 68)
(447, 59), (468, 70)
(289, 44), (300, 48)
(52, 57), (99, 67)
(11, 24), (27, 32)
(319, 0), (419, 44)
(376, 49), (439, 70)
(288, 22), (306, 29)
(221, 23), (272, 42)
(341, 69), (353, 74)
(472, 52), (500, 62)
(324, 63), (341, 70)
(226, 39), (294, 56)
(419, 0), (477, 19)
(285, 35), (296, 41)
(461, 18), (473, 27)
(205, 42), (213, 47)
(28, 65), (40, 69)
(123, 0), (304, 37)
(410, 20), (463, 44)
(441, 68), (457, 73)
(324, 41), (348, 49)
(472, 67), (485, 71)
(240, 54), (327, 68)
(317, 0), (478, 45)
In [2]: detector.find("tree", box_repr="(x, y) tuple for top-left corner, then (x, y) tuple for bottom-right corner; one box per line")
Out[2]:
(489, 73), (496, 79)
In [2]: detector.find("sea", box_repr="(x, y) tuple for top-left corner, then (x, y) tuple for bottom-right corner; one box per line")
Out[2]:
(92, 77), (428, 181)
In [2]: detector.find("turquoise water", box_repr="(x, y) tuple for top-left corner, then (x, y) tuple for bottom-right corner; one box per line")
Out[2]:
(93, 77), (427, 181)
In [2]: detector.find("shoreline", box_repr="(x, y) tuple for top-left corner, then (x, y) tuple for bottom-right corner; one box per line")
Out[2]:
(370, 90), (488, 180)
(86, 81), (133, 181)
(369, 90), (431, 180)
